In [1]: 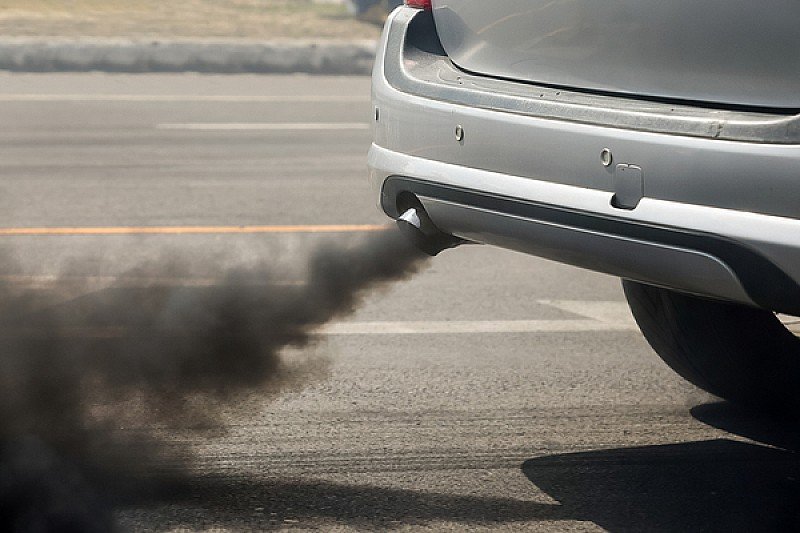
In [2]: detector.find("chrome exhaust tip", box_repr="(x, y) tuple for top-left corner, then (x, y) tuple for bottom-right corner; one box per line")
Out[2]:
(396, 207), (464, 256)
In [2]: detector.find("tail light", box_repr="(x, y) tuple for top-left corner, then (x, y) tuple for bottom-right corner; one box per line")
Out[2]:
(405, 0), (432, 9)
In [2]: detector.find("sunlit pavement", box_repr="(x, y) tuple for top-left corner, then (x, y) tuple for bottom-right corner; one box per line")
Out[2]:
(2, 73), (798, 531)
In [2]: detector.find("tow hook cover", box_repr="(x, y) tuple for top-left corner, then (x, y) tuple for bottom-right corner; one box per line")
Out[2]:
(612, 164), (644, 210)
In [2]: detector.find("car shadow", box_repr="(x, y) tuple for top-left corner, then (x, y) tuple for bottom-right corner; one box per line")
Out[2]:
(691, 400), (800, 452)
(120, 474), (569, 530)
(125, 404), (800, 531)
(522, 403), (800, 532)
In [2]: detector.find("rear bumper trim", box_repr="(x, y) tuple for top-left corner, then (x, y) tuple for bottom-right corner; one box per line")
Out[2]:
(381, 175), (800, 315)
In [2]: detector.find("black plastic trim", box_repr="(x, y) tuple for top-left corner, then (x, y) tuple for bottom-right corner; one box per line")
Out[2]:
(382, 176), (800, 315)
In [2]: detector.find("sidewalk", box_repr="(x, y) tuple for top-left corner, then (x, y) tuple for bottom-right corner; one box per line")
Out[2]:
(0, 0), (381, 74)
(0, 38), (377, 75)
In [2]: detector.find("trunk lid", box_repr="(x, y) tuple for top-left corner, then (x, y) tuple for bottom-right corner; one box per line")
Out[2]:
(431, 0), (800, 109)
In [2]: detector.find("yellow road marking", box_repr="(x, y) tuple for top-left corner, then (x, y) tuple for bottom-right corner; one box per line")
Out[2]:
(0, 224), (387, 236)
(0, 274), (305, 287)
(0, 94), (368, 103)
(157, 122), (370, 131)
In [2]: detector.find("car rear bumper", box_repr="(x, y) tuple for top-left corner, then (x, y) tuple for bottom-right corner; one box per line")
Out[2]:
(369, 8), (800, 314)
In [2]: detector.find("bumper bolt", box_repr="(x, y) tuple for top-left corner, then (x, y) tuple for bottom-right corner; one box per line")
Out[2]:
(600, 148), (613, 167)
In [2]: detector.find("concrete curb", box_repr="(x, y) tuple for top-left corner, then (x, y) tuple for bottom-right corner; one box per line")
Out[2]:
(0, 38), (377, 75)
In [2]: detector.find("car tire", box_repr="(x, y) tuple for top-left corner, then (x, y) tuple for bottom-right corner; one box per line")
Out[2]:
(622, 280), (800, 411)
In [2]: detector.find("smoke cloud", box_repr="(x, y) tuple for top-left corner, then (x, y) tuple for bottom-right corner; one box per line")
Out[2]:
(0, 227), (427, 531)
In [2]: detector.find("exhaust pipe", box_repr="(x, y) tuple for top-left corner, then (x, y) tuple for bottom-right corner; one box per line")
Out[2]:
(396, 206), (464, 256)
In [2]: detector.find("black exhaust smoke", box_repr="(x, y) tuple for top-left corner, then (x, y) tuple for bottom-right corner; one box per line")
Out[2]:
(0, 227), (428, 531)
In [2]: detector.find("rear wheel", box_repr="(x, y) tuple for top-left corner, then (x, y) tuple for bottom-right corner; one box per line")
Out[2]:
(622, 280), (800, 411)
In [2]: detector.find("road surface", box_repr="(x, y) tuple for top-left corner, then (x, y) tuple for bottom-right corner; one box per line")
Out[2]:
(1, 73), (798, 532)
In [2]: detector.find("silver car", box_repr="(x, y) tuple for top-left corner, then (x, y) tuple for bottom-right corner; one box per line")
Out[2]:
(369, 1), (800, 410)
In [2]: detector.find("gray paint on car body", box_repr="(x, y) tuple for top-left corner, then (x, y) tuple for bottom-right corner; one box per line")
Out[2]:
(432, 0), (800, 109)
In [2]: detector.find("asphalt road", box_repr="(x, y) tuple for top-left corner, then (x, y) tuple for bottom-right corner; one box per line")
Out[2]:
(1, 73), (798, 532)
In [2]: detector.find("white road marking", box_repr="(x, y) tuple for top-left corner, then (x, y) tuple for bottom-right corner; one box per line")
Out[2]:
(316, 300), (637, 335)
(319, 318), (638, 335)
(777, 314), (800, 335)
(0, 319), (639, 338)
(157, 122), (370, 131)
(0, 94), (368, 103)
(0, 288), (638, 335)
(0, 223), (384, 236)
(539, 300), (637, 327)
